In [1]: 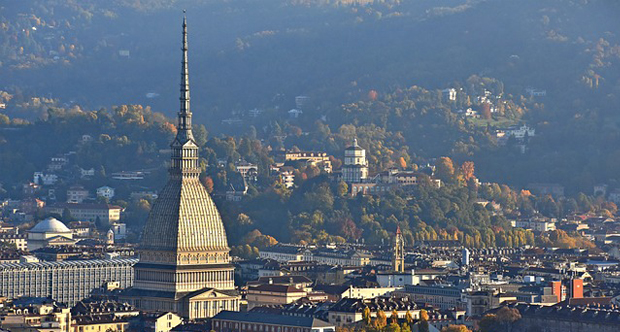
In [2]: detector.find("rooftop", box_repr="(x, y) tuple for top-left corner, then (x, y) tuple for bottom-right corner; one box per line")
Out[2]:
(29, 217), (71, 233)
(212, 311), (333, 328)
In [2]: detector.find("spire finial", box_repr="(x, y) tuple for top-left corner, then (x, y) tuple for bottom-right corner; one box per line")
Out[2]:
(170, 15), (199, 176)
(178, 14), (191, 134)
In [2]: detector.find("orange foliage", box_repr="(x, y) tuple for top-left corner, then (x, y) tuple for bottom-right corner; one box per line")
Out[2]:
(460, 161), (475, 181)
(368, 89), (378, 101)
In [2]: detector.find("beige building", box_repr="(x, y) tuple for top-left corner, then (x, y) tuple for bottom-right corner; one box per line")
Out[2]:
(120, 17), (239, 320)
(145, 312), (183, 332)
(66, 185), (89, 204)
(246, 284), (308, 309)
(71, 315), (130, 332)
(0, 303), (71, 332)
(327, 297), (420, 327)
(283, 151), (332, 173)
(0, 233), (27, 251)
(45, 203), (121, 225)
(310, 249), (372, 266)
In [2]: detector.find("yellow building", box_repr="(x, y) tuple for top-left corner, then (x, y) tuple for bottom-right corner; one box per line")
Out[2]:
(45, 203), (121, 225)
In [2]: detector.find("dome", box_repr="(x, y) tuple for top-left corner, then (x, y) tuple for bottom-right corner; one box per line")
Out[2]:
(140, 177), (229, 253)
(346, 139), (364, 151)
(30, 217), (71, 233)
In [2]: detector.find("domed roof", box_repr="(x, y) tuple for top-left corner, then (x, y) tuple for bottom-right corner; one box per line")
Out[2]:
(346, 139), (364, 151)
(30, 217), (71, 233)
(140, 177), (229, 253)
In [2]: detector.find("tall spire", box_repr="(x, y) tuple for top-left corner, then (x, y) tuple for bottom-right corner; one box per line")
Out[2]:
(170, 14), (199, 177)
(178, 13), (192, 138)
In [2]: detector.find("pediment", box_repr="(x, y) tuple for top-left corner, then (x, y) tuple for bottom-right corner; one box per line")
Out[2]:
(187, 289), (234, 301)
(47, 235), (76, 244)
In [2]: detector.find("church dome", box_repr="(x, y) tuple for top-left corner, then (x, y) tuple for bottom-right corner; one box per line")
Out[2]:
(30, 217), (71, 233)
(346, 139), (364, 151)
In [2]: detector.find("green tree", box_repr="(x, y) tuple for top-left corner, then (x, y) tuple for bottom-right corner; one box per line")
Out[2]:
(386, 322), (401, 332)
(0, 113), (10, 126)
(62, 208), (73, 222)
(435, 157), (455, 183)
(441, 325), (469, 332)
(193, 124), (208, 147)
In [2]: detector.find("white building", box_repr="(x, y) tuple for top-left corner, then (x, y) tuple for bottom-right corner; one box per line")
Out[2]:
(442, 88), (457, 101)
(377, 270), (417, 287)
(462, 248), (470, 266)
(526, 87), (547, 97)
(97, 186), (116, 200)
(514, 218), (556, 232)
(280, 169), (295, 188)
(33, 172), (58, 186)
(27, 217), (75, 251)
(340, 286), (397, 299)
(295, 96), (310, 109)
(80, 168), (95, 178)
(288, 109), (303, 119)
(111, 223), (127, 240)
(342, 139), (368, 184)
(259, 246), (305, 262)
(505, 125), (535, 140)
(248, 108), (263, 118)
(0, 258), (137, 306)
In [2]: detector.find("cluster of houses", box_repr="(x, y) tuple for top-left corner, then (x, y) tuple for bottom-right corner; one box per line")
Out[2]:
(227, 232), (620, 331)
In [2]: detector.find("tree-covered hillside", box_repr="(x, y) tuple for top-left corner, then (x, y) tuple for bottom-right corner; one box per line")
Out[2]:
(2, 0), (620, 242)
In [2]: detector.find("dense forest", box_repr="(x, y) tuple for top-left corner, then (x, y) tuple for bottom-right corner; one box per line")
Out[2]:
(0, 105), (605, 252)
(2, 0), (620, 191)
(1, 0), (620, 249)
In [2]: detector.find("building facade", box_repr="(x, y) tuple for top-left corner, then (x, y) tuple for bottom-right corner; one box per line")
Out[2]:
(403, 284), (464, 310)
(0, 233), (27, 251)
(393, 226), (405, 272)
(0, 258), (137, 306)
(212, 311), (335, 332)
(67, 185), (89, 203)
(342, 139), (368, 184)
(45, 203), (121, 225)
(121, 17), (239, 320)
(96, 186), (115, 200)
(27, 217), (75, 251)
